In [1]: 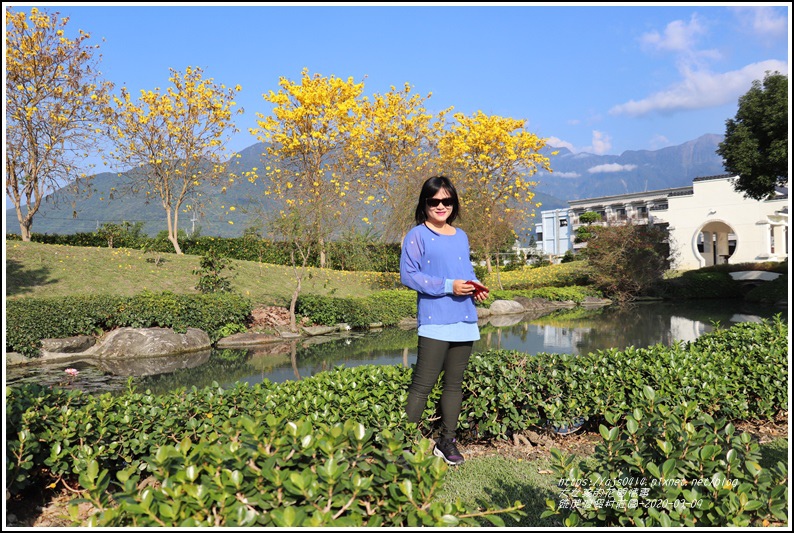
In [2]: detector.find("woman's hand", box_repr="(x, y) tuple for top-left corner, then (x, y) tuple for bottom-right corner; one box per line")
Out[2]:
(452, 279), (474, 296)
(473, 288), (489, 302)
(453, 280), (489, 301)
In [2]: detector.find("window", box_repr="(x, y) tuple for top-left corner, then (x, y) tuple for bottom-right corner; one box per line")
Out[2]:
(559, 219), (568, 227)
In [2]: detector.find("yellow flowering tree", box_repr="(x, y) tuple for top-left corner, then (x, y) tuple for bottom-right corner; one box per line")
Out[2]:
(438, 111), (555, 273)
(106, 66), (242, 254)
(350, 83), (451, 241)
(251, 68), (365, 266)
(250, 68), (365, 328)
(5, 7), (113, 241)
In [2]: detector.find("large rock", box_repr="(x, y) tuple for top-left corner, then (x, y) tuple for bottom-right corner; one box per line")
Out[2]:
(488, 299), (527, 315)
(83, 327), (211, 358)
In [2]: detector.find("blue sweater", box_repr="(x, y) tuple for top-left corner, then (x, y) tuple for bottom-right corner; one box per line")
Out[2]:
(400, 223), (480, 331)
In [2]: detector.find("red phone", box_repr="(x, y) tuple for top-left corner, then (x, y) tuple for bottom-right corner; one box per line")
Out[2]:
(466, 280), (489, 298)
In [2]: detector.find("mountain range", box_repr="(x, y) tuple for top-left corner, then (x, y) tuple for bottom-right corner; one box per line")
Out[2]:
(5, 134), (726, 239)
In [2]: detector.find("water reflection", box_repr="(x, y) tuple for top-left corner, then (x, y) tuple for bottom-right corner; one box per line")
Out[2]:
(6, 299), (785, 396)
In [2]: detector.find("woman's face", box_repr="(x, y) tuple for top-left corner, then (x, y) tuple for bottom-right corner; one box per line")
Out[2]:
(425, 188), (453, 226)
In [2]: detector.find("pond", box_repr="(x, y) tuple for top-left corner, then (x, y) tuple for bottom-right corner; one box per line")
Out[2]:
(5, 299), (786, 397)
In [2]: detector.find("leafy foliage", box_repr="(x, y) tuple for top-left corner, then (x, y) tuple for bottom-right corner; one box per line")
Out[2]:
(295, 290), (417, 328)
(543, 387), (788, 527)
(716, 71), (788, 200)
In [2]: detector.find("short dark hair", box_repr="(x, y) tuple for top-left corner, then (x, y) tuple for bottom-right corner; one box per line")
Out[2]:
(414, 175), (460, 226)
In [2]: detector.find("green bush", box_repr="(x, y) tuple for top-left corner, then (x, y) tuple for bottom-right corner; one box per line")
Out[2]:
(6, 291), (252, 356)
(744, 275), (788, 303)
(193, 249), (236, 294)
(661, 271), (743, 299)
(489, 286), (601, 304)
(109, 291), (251, 342)
(5, 294), (124, 357)
(75, 419), (521, 527)
(296, 290), (416, 328)
(543, 386), (788, 527)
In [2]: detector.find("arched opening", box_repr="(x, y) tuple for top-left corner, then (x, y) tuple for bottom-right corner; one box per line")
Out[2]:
(694, 220), (736, 266)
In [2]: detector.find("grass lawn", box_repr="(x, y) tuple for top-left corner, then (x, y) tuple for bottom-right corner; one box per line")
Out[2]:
(6, 240), (400, 305)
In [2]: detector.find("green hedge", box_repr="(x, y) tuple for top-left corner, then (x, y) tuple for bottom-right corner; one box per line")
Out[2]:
(659, 271), (744, 299)
(6, 291), (252, 357)
(296, 289), (417, 328)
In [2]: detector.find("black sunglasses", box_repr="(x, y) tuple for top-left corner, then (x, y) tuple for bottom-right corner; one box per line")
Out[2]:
(426, 197), (454, 207)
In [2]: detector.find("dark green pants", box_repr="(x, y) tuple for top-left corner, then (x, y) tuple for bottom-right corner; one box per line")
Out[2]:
(406, 336), (473, 440)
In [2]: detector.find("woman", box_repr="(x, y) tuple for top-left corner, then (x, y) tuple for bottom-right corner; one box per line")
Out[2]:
(399, 176), (489, 465)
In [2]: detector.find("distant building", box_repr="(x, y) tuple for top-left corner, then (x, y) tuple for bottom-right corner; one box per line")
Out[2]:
(535, 174), (788, 270)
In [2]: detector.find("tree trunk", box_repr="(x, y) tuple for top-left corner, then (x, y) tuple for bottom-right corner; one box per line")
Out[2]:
(165, 206), (182, 254)
(319, 236), (326, 269)
(169, 232), (183, 255)
(15, 206), (33, 241)
(20, 222), (32, 242)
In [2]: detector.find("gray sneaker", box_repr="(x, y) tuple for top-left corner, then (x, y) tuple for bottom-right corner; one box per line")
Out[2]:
(433, 437), (464, 465)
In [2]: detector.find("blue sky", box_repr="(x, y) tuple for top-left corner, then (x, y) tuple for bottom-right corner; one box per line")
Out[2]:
(7, 3), (790, 154)
(4, 3), (790, 194)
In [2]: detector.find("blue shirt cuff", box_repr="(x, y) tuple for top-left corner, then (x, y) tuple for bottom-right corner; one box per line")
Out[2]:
(444, 278), (454, 294)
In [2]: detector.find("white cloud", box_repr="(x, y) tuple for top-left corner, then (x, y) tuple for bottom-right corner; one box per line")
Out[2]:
(550, 171), (580, 179)
(588, 163), (638, 174)
(731, 6), (788, 45)
(587, 130), (612, 155)
(640, 14), (707, 54)
(608, 59), (788, 116)
(545, 136), (575, 152)
(547, 131), (612, 155)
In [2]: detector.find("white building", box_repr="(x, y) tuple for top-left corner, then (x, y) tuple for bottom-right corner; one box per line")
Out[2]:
(535, 174), (788, 270)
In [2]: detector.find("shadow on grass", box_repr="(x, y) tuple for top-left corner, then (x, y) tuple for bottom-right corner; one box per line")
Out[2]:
(5, 258), (56, 297)
(474, 478), (562, 527)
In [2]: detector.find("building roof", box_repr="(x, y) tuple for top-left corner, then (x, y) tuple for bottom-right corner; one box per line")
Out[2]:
(692, 173), (733, 183)
(567, 185), (692, 207)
